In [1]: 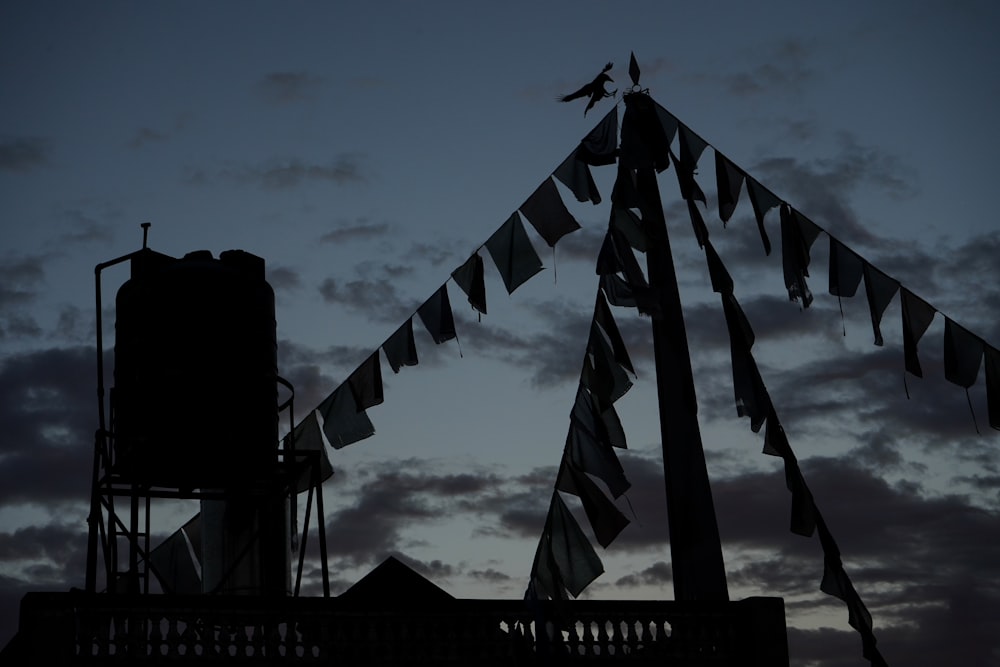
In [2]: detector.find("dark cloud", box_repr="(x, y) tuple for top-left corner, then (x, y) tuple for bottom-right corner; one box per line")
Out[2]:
(468, 567), (512, 583)
(58, 209), (114, 245)
(0, 137), (49, 171)
(127, 126), (167, 149)
(0, 254), (45, 307)
(318, 220), (390, 244)
(186, 154), (365, 189)
(317, 276), (411, 323)
(256, 71), (325, 103)
(266, 265), (302, 291)
(613, 560), (672, 588)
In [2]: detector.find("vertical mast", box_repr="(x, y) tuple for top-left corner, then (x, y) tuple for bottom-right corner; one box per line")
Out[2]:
(620, 91), (729, 600)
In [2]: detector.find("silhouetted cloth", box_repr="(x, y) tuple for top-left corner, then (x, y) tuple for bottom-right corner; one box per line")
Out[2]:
(530, 494), (604, 599)
(985, 345), (1000, 430)
(556, 461), (629, 548)
(286, 408), (334, 491)
(382, 318), (418, 373)
(715, 151), (744, 223)
(318, 385), (375, 449)
(577, 106), (618, 166)
(746, 176), (780, 255)
(348, 351), (384, 410)
(862, 263), (899, 346)
(943, 317), (983, 388)
(722, 293), (772, 432)
(686, 198), (710, 248)
(705, 239), (734, 294)
(669, 148), (707, 204)
(566, 420), (630, 498)
(519, 176), (581, 247)
(600, 273), (637, 308)
(596, 226), (648, 297)
(780, 204), (821, 307)
(653, 102), (679, 148)
(677, 122), (709, 176)
(484, 211), (543, 294)
(149, 513), (202, 595)
(553, 148), (601, 204)
(583, 321), (633, 409)
(900, 287), (936, 378)
(570, 385), (627, 450)
(828, 237), (864, 297)
(451, 253), (487, 315)
(594, 291), (635, 376)
(612, 205), (647, 252)
(417, 284), (457, 344)
(763, 411), (817, 537)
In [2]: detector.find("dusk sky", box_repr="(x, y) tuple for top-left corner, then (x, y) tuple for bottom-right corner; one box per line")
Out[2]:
(2, 2), (999, 664)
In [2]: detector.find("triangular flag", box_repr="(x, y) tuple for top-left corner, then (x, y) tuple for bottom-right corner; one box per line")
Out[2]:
(900, 288), (936, 378)
(553, 148), (601, 204)
(417, 284), (457, 344)
(382, 318), (418, 373)
(566, 421), (630, 498)
(547, 493), (605, 597)
(705, 239), (734, 295)
(828, 238), (864, 297)
(318, 384), (375, 449)
(780, 204), (820, 307)
(484, 211), (544, 294)
(577, 106), (618, 166)
(746, 176), (780, 255)
(862, 262), (899, 346)
(451, 253), (487, 315)
(687, 198), (710, 248)
(556, 461), (630, 548)
(669, 149), (707, 204)
(570, 385), (627, 450)
(519, 176), (582, 247)
(348, 351), (384, 410)
(714, 151), (744, 224)
(285, 409), (335, 492)
(943, 318), (983, 388)
(583, 321), (633, 409)
(611, 206), (647, 252)
(594, 291), (635, 376)
(149, 513), (203, 595)
(677, 123), (708, 173)
(653, 102), (679, 147)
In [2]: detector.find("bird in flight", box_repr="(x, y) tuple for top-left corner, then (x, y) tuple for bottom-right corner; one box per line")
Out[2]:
(558, 62), (616, 115)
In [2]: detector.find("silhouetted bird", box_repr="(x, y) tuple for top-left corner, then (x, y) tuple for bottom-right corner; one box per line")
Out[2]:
(558, 62), (616, 115)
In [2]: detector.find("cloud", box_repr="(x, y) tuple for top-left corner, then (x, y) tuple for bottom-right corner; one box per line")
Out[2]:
(318, 220), (390, 244)
(723, 40), (818, 97)
(0, 254), (46, 307)
(127, 126), (167, 149)
(256, 71), (325, 103)
(57, 210), (114, 245)
(185, 154), (366, 189)
(0, 137), (49, 172)
(266, 265), (302, 291)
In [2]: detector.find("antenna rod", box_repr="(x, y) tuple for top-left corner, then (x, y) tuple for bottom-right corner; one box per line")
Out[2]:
(141, 222), (151, 249)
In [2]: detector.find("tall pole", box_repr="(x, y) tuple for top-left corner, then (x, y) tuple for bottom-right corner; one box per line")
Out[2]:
(621, 91), (729, 601)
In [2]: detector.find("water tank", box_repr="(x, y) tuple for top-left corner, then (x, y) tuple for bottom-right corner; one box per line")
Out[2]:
(112, 249), (278, 489)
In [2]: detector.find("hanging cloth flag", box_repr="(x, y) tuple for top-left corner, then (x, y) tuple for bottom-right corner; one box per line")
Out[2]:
(714, 151), (744, 224)
(780, 204), (822, 307)
(594, 291), (635, 376)
(686, 198), (710, 248)
(816, 512), (888, 667)
(417, 284), (458, 344)
(348, 351), (384, 411)
(944, 317), (984, 432)
(829, 237), (864, 335)
(383, 318), (418, 373)
(519, 176), (582, 248)
(556, 460), (630, 548)
(653, 102), (679, 148)
(900, 287), (936, 383)
(669, 149), (707, 205)
(746, 176), (780, 256)
(577, 106), (619, 166)
(149, 513), (203, 595)
(484, 211), (544, 294)
(611, 161), (644, 210)
(862, 262), (899, 346)
(566, 422), (631, 498)
(570, 385), (627, 450)
(721, 293), (772, 432)
(543, 493), (606, 598)
(985, 345), (1000, 430)
(583, 320), (633, 409)
(285, 408), (335, 491)
(763, 410), (817, 537)
(318, 384), (375, 449)
(612, 205), (647, 253)
(677, 123), (708, 175)
(553, 147), (601, 204)
(451, 253), (487, 316)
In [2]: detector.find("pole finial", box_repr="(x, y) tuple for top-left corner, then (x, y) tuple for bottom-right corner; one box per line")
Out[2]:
(140, 222), (151, 249)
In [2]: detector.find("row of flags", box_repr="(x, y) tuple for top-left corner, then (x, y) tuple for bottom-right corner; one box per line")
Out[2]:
(271, 72), (998, 667)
